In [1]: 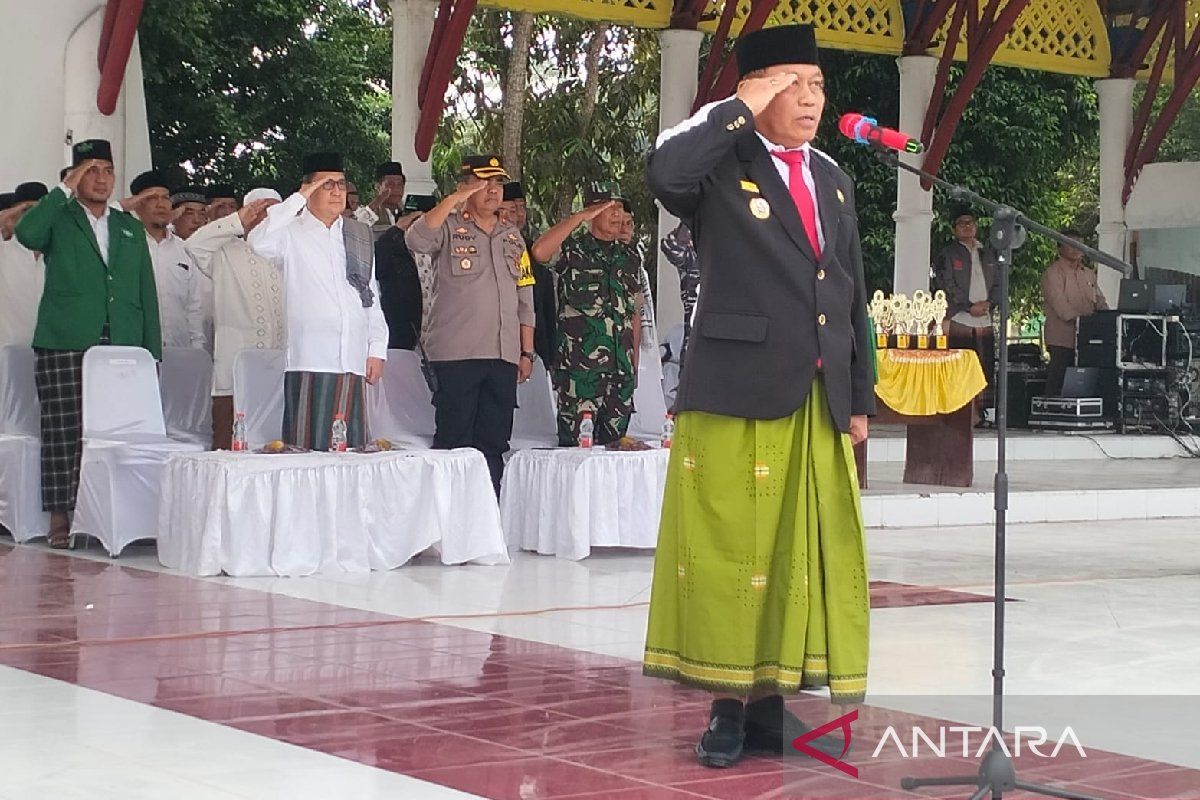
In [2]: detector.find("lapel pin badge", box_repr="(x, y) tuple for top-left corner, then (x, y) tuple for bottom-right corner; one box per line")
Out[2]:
(749, 198), (771, 220)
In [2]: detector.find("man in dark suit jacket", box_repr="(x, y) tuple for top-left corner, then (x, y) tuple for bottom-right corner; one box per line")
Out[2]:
(641, 24), (872, 769)
(15, 139), (161, 548)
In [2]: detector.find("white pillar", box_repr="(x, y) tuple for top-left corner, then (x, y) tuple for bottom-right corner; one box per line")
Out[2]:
(1096, 77), (1136, 297)
(892, 55), (938, 296)
(391, 0), (438, 194)
(655, 29), (703, 336)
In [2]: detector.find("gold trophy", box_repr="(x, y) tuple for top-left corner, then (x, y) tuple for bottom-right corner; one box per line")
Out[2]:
(912, 290), (931, 349)
(869, 290), (889, 349)
(892, 294), (912, 349)
(932, 289), (949, 349)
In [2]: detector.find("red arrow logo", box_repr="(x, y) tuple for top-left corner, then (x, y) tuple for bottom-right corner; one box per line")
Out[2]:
(792, 709), (858, 779)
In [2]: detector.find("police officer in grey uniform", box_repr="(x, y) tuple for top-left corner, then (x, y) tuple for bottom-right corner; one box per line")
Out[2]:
(405, 155), (536, 493)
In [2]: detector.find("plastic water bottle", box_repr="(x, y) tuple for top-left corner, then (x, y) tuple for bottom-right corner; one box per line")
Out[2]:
(660, 413), (675, 449)
(231, 412), (247, 452)
(330, 414), (348, 452)
(578, 412), (594, 449)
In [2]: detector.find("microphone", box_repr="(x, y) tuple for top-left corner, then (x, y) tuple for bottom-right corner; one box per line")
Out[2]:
(838, 114), (925, 154)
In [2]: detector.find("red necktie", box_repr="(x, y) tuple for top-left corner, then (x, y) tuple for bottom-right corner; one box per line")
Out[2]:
(771, 149), (821, 260)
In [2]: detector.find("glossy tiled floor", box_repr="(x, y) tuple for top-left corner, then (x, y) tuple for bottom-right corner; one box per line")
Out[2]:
(2, 515), (1199, 799)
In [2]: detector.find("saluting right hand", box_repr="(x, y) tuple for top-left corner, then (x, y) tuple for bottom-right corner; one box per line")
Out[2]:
(63, 159), (104, 195)
(237, 198), (274, 229)
(450, 181), (488, 205)
(736, 73), (798, 117)
(578, 200), (618, 223)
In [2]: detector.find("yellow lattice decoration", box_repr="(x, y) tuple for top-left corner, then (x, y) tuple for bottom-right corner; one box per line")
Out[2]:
(697, 0), (903, 56)
(933, 0), (1110, 77)
(482, 0), (670, 28)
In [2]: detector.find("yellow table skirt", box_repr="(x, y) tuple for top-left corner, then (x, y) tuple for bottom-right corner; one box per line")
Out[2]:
(874, 349), (986, 417)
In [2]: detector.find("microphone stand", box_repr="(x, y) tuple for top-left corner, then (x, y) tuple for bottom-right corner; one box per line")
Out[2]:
(870, 142), (1131, 800)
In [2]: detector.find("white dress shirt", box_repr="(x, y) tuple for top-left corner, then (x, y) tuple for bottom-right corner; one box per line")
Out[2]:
(248, 192), (388, 376)
(0, 236), (44, 346)
(147, 230), (207, 349)
(185, 213), (285, 395)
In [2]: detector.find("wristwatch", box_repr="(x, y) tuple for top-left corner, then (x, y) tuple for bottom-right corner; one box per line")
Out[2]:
(520, 351), (535, 362)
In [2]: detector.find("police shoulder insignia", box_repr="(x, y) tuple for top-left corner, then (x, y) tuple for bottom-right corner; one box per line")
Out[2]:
(749, 198), (771, 219)
(516, 251), (536, 287)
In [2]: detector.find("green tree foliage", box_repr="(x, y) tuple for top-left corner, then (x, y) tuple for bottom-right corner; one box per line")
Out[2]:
(139, 0), (393, 193)
(817, 52), (1097, 315)
(437, 11), (660, 237)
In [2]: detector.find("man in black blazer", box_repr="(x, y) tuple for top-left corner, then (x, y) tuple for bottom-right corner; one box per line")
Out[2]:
(641, 24), (872, 769)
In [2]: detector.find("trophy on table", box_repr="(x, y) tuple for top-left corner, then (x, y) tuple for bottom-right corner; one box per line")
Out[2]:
(932, 290), (949, 349)
(867, 290), (950, 350)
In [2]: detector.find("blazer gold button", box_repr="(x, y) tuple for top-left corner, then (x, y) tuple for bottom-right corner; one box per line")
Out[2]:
(818, 313), (827, 325)
(816, 269), (826, 280)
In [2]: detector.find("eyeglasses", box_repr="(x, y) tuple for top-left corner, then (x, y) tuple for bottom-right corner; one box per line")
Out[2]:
(319, 179), (348, 192)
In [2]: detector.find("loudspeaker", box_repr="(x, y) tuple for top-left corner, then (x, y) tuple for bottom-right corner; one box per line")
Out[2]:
(1005, 371), (1046, 428)
(1076, 312), (1118, 368)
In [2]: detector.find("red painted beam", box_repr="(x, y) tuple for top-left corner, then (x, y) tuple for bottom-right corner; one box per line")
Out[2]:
(692, 0), (742, 111)
(705, 0), (782, 105)
(1125, 5), (1175, 173)
(920, 0), (968, 145)
(1124, 2), (1200, 201)
(415, 0), (478, 161)
(96, 0), (145, 116)
(919, 0), (1031, 186)
(904, 0), (956, 55)
(1111, 0), (1172, 79)
(96, 0), (121, 71)
(419, 0), (455, 109)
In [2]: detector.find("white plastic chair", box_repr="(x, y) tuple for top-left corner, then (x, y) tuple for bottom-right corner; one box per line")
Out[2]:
(0, 345), (47, 540)
(231, 348), (286, 449)
(160, 347), (213, 447)
(72, 346), (205, 556)
(512, 358), (557, 449)
(366, 349), (436, 448)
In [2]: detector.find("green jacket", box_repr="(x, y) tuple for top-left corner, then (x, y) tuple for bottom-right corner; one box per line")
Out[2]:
(15, 187), (162, 359)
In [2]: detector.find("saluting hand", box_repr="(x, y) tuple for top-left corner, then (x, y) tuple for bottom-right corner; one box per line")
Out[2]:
(63, 159), (104, 195)
(736, 73), (798, 117)
(578, 200), (618, 223)
(450, 182), (488, 206)
(394, 211), (422, 231)
(237, 198), (274, 230)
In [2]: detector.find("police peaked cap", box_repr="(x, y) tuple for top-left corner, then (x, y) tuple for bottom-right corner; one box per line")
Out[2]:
(460, 155), (509, 181)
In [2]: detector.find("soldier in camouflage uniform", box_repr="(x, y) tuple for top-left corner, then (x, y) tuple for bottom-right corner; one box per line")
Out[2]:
(660, 222), (700, 364)
(532, 183), (644, 446)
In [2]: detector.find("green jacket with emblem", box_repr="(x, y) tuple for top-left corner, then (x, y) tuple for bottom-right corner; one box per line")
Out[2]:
(15, 186), (162, 360)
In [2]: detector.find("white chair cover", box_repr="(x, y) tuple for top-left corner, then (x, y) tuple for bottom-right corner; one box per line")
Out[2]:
(0, 435), (47, 542)
(232, 348), (286, 449)
(366, 349), (436, 448)
(160, 347), (213, 447)
(0, 345), (39, 436)
(512, 358), (557, 449)
(72, 346), (205, 556)
(629, 330), (670, 440)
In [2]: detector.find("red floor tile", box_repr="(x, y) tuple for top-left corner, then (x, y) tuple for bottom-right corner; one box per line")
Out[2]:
(410, 756), (655, 799)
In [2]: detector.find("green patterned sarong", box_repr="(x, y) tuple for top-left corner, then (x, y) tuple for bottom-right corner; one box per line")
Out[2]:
(643, 379), (869, 703)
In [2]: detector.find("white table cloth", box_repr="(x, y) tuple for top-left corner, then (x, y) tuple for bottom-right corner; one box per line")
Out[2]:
(158, 448), (509, 576)
(500, 446), (669, 560)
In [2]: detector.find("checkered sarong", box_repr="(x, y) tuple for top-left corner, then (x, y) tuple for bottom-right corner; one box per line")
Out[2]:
(33, 349), (87, 512)
(282, 371), (367, 451)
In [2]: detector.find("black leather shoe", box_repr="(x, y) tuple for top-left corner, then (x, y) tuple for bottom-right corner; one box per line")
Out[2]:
(744, 695), (847, 758)
(696, 698), (746, 768)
